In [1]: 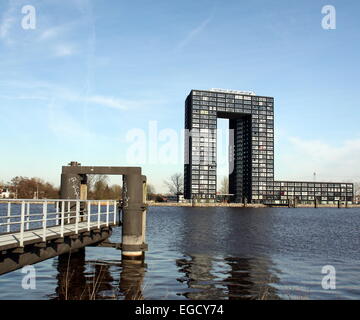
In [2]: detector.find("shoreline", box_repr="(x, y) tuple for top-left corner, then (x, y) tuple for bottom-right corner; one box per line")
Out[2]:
(1, 201), (359, 208)
(148, 202), (360, 208)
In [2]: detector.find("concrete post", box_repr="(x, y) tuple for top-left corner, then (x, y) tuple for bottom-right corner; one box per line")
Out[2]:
(122, 174), (147, 261)
(60, 163), (81, 224)
(60, 173), (81, 199)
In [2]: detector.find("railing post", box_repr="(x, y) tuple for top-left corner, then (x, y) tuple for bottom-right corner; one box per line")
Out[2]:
(55, 201), (59, 225)
(106, 201), (109, 227)
(75, 201), (80, 234)
(67, 202), (71, 224)
(61, 200), (65, 237)
(87, 201), (91, 231)
(19, 201), (25, 247)
(97, 201), (101, 229)
(42, 201), (48, 242)
(7, 202), (11, 233)
(26, 202), (30, 230)
(113, 201), (117, 225)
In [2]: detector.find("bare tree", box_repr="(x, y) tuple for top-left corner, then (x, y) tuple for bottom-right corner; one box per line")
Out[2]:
(109, 184), (122, 200)
(8, 176), (59, 199)
(164, 173), (183, 202)
(354, 182), (360, 203)
(87, 175), (108, 192)
(218, 176), (229, 194)
(146, 183), (156, 201)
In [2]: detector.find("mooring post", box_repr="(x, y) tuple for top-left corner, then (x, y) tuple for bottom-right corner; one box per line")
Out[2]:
(122, 173), (147, 261)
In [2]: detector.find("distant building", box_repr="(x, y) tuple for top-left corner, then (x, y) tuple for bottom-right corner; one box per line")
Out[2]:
(355, 195), (360, 204)
(166, 195), (185, 203)
(184, 88), (354, 204)
(0, 187), (12, 199)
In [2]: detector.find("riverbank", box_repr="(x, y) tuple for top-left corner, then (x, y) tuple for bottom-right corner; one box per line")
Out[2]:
(1, 200), (359, 208)
(148, 202), (360, 208)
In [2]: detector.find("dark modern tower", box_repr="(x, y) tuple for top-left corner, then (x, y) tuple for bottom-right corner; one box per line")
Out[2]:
(184, 88), (354, 204)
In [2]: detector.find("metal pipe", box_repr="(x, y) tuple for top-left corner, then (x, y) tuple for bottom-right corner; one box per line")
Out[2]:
(20, 201), (25, 247)
(42, 201), (47, 241)
(7, 202), (10, 233)
(61, 200), (65, 237)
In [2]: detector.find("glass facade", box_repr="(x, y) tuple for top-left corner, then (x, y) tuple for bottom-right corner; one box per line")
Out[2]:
(184, 89), (354, 204)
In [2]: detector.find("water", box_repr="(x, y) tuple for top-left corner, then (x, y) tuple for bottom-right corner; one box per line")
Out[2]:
(0, 206), (359, 300)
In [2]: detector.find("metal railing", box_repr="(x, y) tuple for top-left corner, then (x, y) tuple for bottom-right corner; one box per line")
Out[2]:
(0, 199), (118, 247)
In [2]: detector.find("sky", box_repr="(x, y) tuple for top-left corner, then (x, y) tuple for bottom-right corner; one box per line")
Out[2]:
(0, 0), (359, 192)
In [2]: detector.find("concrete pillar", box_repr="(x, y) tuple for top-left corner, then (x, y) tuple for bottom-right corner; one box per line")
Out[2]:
(122, 174), (147, 261)
(142, 175), (147, 245)
(60, 173), (81, 224)
(60, 173), (81, 199)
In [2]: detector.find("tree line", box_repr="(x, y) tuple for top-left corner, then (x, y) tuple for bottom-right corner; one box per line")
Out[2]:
(0, 175), (123, 200)
(0, 177), (59, 199)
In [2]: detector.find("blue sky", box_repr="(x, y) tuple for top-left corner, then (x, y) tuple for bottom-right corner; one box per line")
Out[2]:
(0, 0), (359, 192)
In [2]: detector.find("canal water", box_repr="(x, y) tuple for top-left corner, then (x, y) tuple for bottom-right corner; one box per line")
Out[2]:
(0, 206), (359, 300)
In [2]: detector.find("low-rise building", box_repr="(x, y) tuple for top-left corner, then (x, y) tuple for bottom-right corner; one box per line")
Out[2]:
(0, 187), (12, 199)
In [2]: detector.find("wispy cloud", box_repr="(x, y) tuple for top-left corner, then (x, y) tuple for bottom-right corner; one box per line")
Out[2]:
(47, 102), (93, 140)
(0, 16), (14, 39)
(0, 1), (17, 45)
(39, 26), (64, 41)
(38, 19), (84, 42)
(0, 80), (160, 111)
(81, 95), (129, 110)
(54, 44), (76, 56)
(0, 94), (48, 100)
(176, 14), (214, 50)
(277, 136), (360, 182)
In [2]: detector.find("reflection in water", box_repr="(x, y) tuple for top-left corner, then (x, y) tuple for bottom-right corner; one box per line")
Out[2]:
(176, 254), (228, 299)
(53, 249), (279, 300)
(224, 257), (278, 300)
(54, 249), (87, 300)
(176, 254), (279, 300)
(54, 249), (115, 300)
(173, 207), (280, 299)
(119, 260), (146, 300)
(53, 249), (146, 300)
(3, 207), (355, 300)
